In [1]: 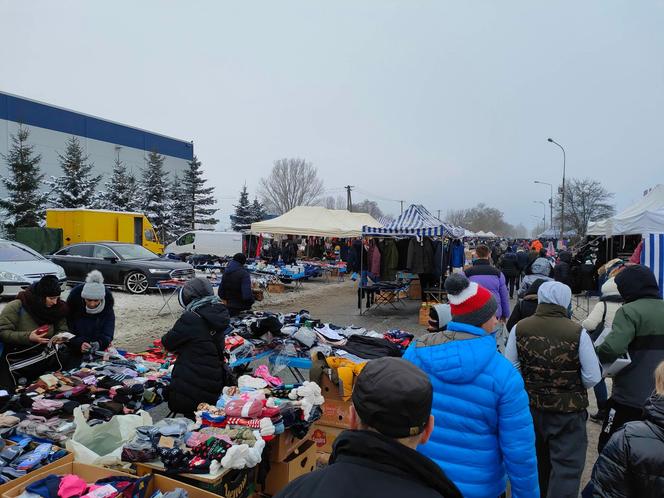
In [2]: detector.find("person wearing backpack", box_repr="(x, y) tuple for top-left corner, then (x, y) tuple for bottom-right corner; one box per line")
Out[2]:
(499, 247), (521, 299)
(581, 276), (624, 422)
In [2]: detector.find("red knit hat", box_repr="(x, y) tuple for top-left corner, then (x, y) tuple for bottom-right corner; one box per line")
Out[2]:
(444, 273), (498, 327)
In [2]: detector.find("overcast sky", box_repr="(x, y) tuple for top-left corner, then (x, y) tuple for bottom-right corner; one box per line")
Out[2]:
(2, 1), (663, 229)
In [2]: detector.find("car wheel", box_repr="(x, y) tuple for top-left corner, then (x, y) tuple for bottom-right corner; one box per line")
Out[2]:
(124, 271), (149, 294)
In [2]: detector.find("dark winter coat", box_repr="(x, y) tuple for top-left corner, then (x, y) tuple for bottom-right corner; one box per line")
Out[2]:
(66, 284), (115, 351)
(219, 260), (254, 314)
(499, 251), (520, 278)
(407, 238), (434, 275)
(591, 395), (664, 497)
(506, 279), (547, 332)
(161, 302), (230, 415)
(516, 250), (529, 272)
(274, 430), (462, 498)
(553, 251), (573, 287)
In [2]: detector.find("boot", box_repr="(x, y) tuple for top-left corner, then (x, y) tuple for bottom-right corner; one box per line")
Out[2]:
(590, 408), (607, 424)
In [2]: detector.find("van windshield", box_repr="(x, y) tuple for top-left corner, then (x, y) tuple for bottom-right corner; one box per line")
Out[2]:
(113, 244), (158, 260)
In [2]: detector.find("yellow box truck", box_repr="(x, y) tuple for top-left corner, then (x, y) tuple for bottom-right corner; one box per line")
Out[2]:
(46, 209), (164, 254)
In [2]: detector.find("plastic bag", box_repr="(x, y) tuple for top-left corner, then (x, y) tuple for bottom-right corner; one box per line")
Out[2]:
(272, 343), (297, 374)
(65, 406), (152, 466)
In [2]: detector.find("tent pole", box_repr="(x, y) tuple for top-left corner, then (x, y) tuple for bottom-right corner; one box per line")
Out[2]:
(360, 235), (364, 315)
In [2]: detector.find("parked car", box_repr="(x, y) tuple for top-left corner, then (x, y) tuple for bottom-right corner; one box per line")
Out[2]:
(165, 231), (243, 257)
(48, 242), (194, 294)
(0, 239), (67, 298)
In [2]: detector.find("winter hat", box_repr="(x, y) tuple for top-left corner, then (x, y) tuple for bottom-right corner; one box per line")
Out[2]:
(444, 273), (497, 327)
(615, 264), (661, 303)
(33, 275), (62, 297)
(530, 257), (553, 277)
(537, 281), (572, 308)
(428, 304), (452, 331)
(82, 270), (106, 300)
(352, 357), (432, 438)
(178, 277), (214, 308)
(233, 253), (247, 265)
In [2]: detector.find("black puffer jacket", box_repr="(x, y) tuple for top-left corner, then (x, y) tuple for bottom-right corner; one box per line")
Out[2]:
(274, 430), (462, 498)
(162, 302), (230, 415)
(498, 251), (520, 278)
(506, 279), (547, 331)
(591, 395), (664, 497)
(553, 251), (573, 287)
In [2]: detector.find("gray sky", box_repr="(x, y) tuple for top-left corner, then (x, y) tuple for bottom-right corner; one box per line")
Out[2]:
(2, 1), (663, 229)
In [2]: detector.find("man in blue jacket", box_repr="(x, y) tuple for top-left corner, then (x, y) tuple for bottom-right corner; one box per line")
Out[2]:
(404, 273), (539, 498)
(219, 253), (255, 317)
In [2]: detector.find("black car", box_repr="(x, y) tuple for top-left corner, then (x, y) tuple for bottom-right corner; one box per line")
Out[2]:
(48, 242), (195, 294)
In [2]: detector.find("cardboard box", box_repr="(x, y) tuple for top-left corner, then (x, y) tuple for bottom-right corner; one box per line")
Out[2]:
(0, 445), (74, 496)
(315, 452), (331, 470)
(6, 462), (223, 498)
(318, 398), (352, 429)
(269, 426), (314, 462)
(408, 278), (421, 299)
(318, 373), (344, 401)
(267, 283), (285, 294)
(419, 302), (433, 326)
(310, 424), (345, 454)
(263, 440), (316, 496)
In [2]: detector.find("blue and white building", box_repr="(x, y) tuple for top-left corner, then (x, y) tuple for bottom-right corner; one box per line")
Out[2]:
(0, 91), (193, 186)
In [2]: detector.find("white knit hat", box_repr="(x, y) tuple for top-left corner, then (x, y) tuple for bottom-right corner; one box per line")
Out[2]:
(81, 270), (106, 300)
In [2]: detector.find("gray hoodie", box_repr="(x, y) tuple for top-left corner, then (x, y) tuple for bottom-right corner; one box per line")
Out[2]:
(518, 258), (553, 298)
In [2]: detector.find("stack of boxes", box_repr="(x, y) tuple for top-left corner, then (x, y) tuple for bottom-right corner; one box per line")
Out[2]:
(261, 423), (317, 495)
(309, 372), (352, 466)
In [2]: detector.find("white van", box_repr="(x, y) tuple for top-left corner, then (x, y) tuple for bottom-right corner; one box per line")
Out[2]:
(165, 231), (243, 257)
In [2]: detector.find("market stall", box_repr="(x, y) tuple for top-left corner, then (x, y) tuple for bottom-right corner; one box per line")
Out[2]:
(360, 204), (466, 314)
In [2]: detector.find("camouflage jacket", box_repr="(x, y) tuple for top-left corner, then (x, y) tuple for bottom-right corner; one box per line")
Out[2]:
(515, 303), (587, 412)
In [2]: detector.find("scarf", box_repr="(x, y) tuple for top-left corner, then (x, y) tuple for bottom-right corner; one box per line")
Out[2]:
(186, 295), (221, 313)
(86, 299), (106, 315)
(17, 289), (68, 325)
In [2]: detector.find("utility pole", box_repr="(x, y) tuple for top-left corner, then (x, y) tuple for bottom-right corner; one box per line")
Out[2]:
(400, 200), (404, 214)
(437, 209), (441, 220)
(345, 185), (354, 212)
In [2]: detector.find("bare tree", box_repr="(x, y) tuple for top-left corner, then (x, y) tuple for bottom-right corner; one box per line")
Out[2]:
(258, 158), (324, 214)
(323, 195), (346, 210)
(446, 208), (469, 227)
(554, 178), (615, 237)
(352, 199), (384, 219)
(447, 203), (516, 236)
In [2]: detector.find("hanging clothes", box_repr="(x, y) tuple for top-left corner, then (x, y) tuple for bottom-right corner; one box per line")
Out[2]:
(407, 238), (434, 275)
(380, 239), (400, 281)
(368, 240), (382, 276)
(450, 240), (465, 269)
(396, 239), (410, 270)
(432, 240), (450, 279)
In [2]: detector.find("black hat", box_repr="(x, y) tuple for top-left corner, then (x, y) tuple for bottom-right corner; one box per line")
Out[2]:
(233, 253), (247, 265)
(351, 357), (432, 439)
(33, 275), (62, 297)
(615, 264), (661, 303)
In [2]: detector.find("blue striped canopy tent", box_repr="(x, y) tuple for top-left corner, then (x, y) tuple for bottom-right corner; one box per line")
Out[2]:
(642, 233), (664, 298)
(362, 204), (466, 239)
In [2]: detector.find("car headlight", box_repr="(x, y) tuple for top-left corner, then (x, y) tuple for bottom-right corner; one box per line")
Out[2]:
(56, 267), (66, 279)
(0, 271), (25, 282)
(148, 269), (170, 274)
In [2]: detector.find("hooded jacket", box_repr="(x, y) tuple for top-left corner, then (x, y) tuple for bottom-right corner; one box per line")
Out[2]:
(581, 278), (623, 335)
(518, 258), (553, 297)
(274, 430), (462, 498)
(0, 293), (68, 347)
(464, 260), (511, 319)
(162, 301), (230, 415)
(591, 395), (664, 497)
(553, 251), (573, 287)
(596, 265), (664, 408)
(66, 284), (115, 351)
(404, 321), (539, 498)
(219, 260), (254, 312)
(498, 250), (520, 278)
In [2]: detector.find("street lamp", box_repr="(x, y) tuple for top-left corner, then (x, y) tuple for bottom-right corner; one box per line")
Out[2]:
(533, 201), (546, 230)
(547, 138), (566, 241)
(534, 180), (553, 232)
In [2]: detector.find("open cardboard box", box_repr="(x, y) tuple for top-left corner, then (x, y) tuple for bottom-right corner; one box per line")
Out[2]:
(0, 444), (74, 496)
(3, 462), (219, 498)
(262, 440), (316, 496)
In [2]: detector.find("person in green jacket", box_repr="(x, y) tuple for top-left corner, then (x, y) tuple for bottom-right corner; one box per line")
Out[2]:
(0, 275), (69, 390)
(595, 264), (664, 451)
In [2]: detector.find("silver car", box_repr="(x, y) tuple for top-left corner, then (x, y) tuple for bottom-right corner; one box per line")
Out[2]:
(0, 239), (67, 298)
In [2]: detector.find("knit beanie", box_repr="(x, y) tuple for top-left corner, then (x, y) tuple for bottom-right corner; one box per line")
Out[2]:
(444, 273), (497, 327)
(33, 275), (62, 297)
(81, 270), (106, 300)
(233, 253), (247, 265)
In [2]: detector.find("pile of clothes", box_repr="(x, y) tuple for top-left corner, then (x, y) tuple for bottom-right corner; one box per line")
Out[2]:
(121, 369), (324, 475)
(0, 352), (170, 443)
(0, 438), (68, 486)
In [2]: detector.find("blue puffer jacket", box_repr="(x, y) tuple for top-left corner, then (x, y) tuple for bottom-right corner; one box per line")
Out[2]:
(403, 321), (539, 498)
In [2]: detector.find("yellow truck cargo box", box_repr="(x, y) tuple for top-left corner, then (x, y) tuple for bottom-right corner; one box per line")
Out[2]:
(46, 209), (164, 254)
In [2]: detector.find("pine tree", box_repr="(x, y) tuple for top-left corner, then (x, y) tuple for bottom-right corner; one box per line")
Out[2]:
(139, 150), (170, 241)
(98, 157), (139, 212)
(251, 196), (267, 223)
(182, 155), (218, 229)
(49, 136), (101, 208)
(230, 184), (253, 231)
(0, 126), (48, 236)
(165, 173), (190, 241)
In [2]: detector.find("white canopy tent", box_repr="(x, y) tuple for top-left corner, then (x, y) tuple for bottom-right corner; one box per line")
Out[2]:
(250, 206), (382, 238)
(587, 184), (664, 236)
